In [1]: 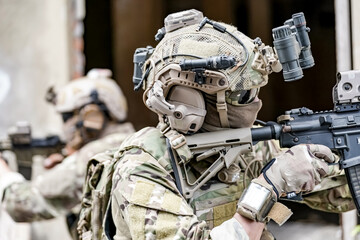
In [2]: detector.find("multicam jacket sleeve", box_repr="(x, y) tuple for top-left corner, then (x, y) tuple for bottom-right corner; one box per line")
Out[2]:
(2, 153), (84, 222)
(110, 148), (212, 240)
(2, 130), (132, 222)
(0, 171), (25, 204)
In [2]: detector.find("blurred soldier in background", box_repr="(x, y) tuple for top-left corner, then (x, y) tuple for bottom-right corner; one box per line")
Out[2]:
(0, 69), (135, 239)
(77, 10), (354, 240)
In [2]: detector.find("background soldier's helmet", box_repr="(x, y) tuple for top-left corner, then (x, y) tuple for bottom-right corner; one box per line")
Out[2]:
(140, 9), (279, 134)
(47, 68), (128, 149)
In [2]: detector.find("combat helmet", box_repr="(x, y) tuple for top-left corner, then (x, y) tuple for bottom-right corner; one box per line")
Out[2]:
(133, 9), (281, 134)
(47, 69), (128, 149)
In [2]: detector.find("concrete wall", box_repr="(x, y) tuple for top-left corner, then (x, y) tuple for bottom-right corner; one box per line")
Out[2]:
(0, 0), (71, 139)
(0, 1), (74, 240)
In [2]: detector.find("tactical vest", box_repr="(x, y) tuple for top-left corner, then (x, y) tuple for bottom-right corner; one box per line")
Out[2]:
(77, 148), (119, 240)
(77, 127), (172, 240)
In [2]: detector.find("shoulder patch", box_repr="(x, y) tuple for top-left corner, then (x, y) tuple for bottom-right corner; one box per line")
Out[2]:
(129, 179), (193, 216)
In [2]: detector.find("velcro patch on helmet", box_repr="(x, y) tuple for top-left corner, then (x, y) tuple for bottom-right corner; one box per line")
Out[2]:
(178, 39), (219, 58)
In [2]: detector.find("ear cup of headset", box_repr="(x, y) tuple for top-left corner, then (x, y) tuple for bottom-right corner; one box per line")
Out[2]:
(166, 86), (206, 134)
(78, 104), (105, 140)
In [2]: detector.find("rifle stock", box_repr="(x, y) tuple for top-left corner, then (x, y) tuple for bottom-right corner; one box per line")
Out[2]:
(171, 126), (281, 199)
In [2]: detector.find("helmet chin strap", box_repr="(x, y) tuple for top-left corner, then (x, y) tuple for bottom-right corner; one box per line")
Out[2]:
(216, 90), (230, 128)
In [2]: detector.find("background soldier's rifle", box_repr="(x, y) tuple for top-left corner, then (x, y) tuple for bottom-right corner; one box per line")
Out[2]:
(0, 121), (65, 180)
(170, 70), (360, 214)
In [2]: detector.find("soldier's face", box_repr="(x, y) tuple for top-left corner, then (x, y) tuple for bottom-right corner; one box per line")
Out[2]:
(203, 91), (262, 129)
(225, 95), (263, 128)
(62, 114), (78, 143)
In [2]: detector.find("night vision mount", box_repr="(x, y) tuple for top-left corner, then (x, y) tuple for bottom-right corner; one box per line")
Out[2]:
(179, 56), (236, 85)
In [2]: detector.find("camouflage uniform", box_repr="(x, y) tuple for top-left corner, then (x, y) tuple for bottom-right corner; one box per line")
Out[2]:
(96, 9), (354, 239)
(105, 126), (353, 239)
(1, 123), (134, 223)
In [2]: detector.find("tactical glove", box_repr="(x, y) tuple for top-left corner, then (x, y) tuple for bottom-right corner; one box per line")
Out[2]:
(237, 144), (337, 225)
(262, 144), (337, 198)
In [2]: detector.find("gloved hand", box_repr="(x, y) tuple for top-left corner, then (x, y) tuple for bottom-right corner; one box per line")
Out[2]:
(262, 144), (337, 198)
(43, 153), (65, 169)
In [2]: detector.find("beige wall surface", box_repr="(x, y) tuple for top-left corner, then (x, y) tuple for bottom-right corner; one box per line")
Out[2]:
(0, 1), (73, 240)
(0, 0), (70, 139)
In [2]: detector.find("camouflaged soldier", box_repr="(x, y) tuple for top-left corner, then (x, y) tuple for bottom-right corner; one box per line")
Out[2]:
(0, 69), (135, 238)
(83, 10), (353, 240)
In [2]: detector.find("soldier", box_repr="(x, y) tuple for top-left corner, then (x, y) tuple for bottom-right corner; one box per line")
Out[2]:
(0, 69), (135, 238)
(79, 10), (354, 240)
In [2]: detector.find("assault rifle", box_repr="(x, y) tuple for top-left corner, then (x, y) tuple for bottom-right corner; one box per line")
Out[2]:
(170, 70), (360, 214)
(0, 121), (65, 180)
